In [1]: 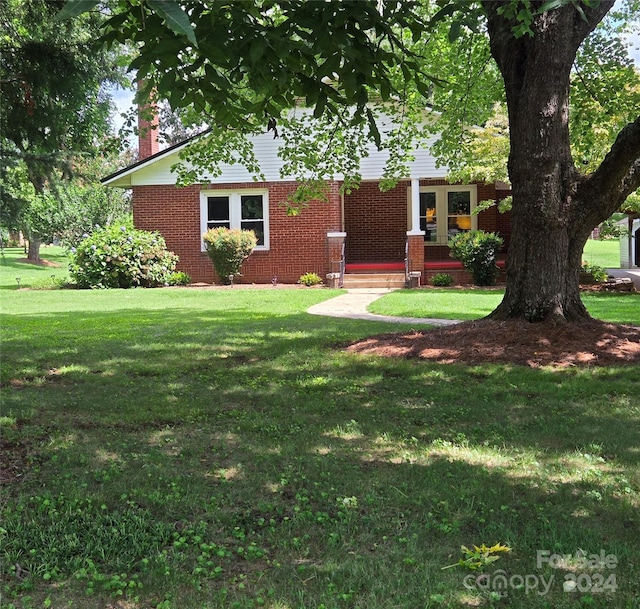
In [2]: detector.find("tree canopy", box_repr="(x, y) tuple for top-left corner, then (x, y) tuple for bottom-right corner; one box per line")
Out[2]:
(0, 0), (126, 259)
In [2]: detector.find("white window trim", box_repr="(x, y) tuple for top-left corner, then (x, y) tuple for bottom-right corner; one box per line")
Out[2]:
(200, 189), (270, 251)
(417, 184), (477, 245)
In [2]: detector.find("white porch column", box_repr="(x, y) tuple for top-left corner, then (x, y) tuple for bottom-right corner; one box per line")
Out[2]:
(408, 178), (422, 235)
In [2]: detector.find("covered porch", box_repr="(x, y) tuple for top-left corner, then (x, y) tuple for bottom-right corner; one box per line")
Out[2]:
(327, 178), (510, 287)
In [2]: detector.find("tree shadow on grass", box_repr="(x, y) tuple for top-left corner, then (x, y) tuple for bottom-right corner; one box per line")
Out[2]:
(2, 306), (639, 607)
(2, 306), (638, 457)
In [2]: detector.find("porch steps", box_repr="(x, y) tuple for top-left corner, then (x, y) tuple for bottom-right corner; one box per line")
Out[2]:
(341, 272), (406, 289)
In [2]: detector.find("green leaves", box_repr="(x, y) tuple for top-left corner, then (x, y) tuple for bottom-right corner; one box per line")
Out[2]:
(448, 20), (462, 42)
(1, 0), (124, 249)
(69, 1), (425, 134)
(449, 230), (504, 286)
(69, 225), (179, 289)
(442, 543), (511, 571)
(570, 29), (640, 173)
(56, 0), (198, 46)
(203, 228), (257, 284)
(147, 0), (198, 47)
(53, 0), (99, 21)
(537, 0), (568, 11)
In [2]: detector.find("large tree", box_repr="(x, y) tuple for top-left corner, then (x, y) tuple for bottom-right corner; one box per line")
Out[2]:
(481, 0), (639, 321)
(0, 0), (124, 260)
(61, 0), (640, 322)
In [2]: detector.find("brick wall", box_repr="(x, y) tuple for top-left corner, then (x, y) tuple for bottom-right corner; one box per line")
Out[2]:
(132, 181), (342, 284)
(344, 180), (512, 265)
(137, 82), (159, 160)
(422, 267), (507, 286)
(407, 234), (424, 274)
(423, 268), (474, 285)
(495, 189), (512, 250)
(344, 181), (408, 262)
(132, 178), (512, 284)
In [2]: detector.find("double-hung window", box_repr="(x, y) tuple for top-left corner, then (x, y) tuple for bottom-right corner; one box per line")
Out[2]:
(417, 185), (477, 245)
(200, 189), (269, 250)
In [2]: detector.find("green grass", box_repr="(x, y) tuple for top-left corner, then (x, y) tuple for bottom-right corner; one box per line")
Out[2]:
(370, 288), (505, 321)
(0, 246), (71, 290)
(1, 248), (640, 609)
(369, 288), (640, 325)
(582, 238), (620, 268)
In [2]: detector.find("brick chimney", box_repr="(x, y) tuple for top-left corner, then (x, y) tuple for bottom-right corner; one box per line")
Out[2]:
(137, 82), (159, 159)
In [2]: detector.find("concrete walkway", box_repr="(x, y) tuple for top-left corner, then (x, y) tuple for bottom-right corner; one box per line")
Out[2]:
(307, 271), (640, 325)
(307, 288), (461, 326)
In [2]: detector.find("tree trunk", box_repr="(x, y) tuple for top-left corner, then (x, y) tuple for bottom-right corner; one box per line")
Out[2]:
(488, 215), (591, 321)
(483, 1), (618, 322)
(25, 165), (46, 264)
(26, 235), (42, 263)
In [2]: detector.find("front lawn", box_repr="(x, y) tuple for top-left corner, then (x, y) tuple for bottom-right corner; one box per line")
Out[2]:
(0, 246), (70, 290)
(369, 288), (640, 325)
(582, 238), (620, 268)
(1, 253), (639, 608)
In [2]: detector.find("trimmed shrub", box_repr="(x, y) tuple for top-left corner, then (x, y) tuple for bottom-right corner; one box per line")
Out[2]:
(168, 271), (191, 286)
(298, 272), (323, 286)
(431, 272), (454, 287)
(449, 230), (504, 286)
(203, 227), (257, 285)
(69, 224), (178, 289)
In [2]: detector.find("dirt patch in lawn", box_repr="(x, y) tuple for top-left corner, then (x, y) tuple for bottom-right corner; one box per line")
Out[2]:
(0, 438), (29, 486)
(345, 319), (640, 368)
(15, 257), (61, 267)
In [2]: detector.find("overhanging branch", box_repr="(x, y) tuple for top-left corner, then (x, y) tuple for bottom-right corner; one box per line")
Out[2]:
(584, 115), (640, 210)
(569, 1), (614, 50)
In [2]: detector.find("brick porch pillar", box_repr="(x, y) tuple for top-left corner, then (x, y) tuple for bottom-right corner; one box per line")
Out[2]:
(407, 231), (424, 283)
(326, 232), (346, 287)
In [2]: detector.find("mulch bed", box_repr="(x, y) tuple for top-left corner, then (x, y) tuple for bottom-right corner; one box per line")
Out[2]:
(345, 318), (640, 368)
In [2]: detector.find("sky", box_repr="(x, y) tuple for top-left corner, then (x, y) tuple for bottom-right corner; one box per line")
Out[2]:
(110, 85), (136, 139)
(625, 30), (640, 65)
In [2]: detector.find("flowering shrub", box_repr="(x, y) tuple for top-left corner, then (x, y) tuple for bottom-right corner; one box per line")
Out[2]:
(449, 230), (504, 286)
(203, 227), (257, 285)
(69, 225), (178, 288)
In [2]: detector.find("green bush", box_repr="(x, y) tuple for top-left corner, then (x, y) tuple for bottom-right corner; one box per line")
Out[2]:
(69, 224), (178, 289)
(581, 261), (608, 283)
(298, 272), (323, 286)
(168, 271), (191, 286)
(31, 276), (71, 290)
(449, 230), (504, 286)
(203, 227), (257, 285)
(431, 273), (454, 287)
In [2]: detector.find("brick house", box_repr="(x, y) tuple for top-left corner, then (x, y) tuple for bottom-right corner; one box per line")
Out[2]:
(103, 112), (512, 286)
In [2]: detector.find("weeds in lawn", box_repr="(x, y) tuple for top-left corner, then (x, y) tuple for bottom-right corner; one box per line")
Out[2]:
(442, 543), (511, 571)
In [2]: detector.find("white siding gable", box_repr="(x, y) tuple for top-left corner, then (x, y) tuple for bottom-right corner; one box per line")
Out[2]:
(104, 112), (449, 187)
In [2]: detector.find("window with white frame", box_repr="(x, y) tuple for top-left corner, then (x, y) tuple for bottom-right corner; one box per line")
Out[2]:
(200, 189), (269, 250)
(417, 185), (477, 244)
